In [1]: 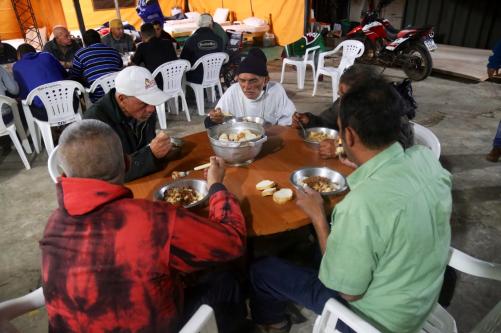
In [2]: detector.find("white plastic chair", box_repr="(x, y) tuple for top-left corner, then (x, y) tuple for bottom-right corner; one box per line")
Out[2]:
(312, 40), (364, 101)
(84, 72), (119, 107)
(280, 45), (320, 90)
(22, 80), (85, 156)
(48, 145), (62, 183)
(186, 52), (229, 116)
(412, 122), (441, 159)
(153, 60), (192, 129)
(313, 247), (501, 333)
(0, 287), (45, 331)
(179, 304), (218, 333)
(0, 96), (31, 170)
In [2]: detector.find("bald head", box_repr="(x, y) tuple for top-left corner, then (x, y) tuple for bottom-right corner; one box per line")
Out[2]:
(58, 120), (125, 184)
(53, 26), (72, 47)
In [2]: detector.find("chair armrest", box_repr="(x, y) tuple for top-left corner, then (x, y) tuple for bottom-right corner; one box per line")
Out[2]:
(449, 247), (501, 281)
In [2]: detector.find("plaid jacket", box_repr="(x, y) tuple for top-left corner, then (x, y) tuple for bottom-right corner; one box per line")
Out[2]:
(40, 177), (246, 332)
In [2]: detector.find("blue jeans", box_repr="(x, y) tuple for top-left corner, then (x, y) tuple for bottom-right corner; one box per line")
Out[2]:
(249, 257), (355, 333)
(494, 121), (501, 147)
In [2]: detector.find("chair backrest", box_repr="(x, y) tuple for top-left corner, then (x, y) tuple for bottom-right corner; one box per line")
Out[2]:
(313, 298), (381, 333)
(48, 145), (62, 183)
(152, 60), (191, 95)
(89, 72), (119, 94)
(179, 304), (218, 333)
(0, 287), (45, 323)
(191, 52), (229, 87)
(336, 40), (365, 73)
(0, 95), (18, 131)
(26, 80), (85, 126)
(412, 122), (441, 159)
(213, 8), (229, 24)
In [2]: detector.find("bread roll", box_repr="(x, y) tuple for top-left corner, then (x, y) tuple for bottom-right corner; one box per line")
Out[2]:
(256, 180), (276, 191)
(273, 188), (293, 204)
(261, 187), (277, 197)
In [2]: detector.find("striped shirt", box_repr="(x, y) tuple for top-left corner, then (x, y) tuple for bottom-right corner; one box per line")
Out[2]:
(70, 43), (123, 102)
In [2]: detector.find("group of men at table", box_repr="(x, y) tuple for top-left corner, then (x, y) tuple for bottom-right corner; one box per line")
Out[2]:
(23, 23), (455, 333)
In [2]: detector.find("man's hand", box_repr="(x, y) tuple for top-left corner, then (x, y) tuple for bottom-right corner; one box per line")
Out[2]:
(319, 139), (337, 159)
(296, 186), (329, 253)
(206, 156), (225, 187)
(150, 131), (172, 159)
(291, 112), (310, 129)
(208, 108), (225, 124)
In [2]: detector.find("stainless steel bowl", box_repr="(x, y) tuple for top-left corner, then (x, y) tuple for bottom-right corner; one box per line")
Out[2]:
(225, 116), (265, 125)
(154, 179), (209, 209)
(290, 167), (347, 196)
(207, 122), (267, 166)
(301, 127), (338, 148)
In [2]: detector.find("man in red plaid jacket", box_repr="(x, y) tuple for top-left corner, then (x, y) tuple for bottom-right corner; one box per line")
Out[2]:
(40, 119), (247, 333)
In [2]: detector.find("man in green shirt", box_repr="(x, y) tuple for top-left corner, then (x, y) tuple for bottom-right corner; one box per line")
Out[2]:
(250, 79), (452, 333)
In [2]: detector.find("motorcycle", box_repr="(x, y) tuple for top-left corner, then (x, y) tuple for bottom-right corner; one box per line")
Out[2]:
(346, 7), (436, 81)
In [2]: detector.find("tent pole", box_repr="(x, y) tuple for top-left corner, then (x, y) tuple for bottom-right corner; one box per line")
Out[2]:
(72, 0), (86, 39)
(114, 0), (122, 19)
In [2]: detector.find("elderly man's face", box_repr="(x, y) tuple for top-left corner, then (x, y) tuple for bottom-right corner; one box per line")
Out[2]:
(120, 96), (156, 122)
(55, 29), (72, 47)
(238, 73), (268, 100)
(111, 27), (124, 39)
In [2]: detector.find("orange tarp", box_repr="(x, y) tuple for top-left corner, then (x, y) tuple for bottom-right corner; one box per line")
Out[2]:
(188, 0), (305, 45)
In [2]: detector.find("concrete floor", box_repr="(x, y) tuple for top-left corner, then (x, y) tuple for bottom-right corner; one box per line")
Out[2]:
(0, 61), (500, 333)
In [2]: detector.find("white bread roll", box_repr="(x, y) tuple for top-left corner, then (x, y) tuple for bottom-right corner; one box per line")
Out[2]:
(261, 187), (277, 197)
(273, 188), (293, 204)
(256, 180), (276, 191)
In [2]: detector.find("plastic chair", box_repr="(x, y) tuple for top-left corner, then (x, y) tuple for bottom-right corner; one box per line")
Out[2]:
(22, 80), (85, 156)
(312, 40), (364, 101)
(179, 304), (218, 333)
(313, 247), (501, 333)
(0, 287), (45, 331)
(186, 52), (229, 116)
(153, 60), (192, 129)
(280, 45), (320, 90)
(47, 145), (62, 183)
(0, 96), (31, 170)
(84, 71), (119, 107)
(412, 122), (441, 159)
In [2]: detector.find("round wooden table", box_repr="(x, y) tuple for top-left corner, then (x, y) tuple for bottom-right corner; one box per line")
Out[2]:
(126, 125), (352, 236)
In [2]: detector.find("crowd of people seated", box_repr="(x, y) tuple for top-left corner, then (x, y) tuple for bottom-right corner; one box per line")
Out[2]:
(0, 13), (458, 333)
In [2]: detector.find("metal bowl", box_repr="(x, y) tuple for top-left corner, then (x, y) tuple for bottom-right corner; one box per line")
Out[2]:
(290, 167), (347, 196)
(207, 122), (267, 166)
(301, 127), (338, 148)
(154, 179), (209, 209)
(225, 116), (265, 125)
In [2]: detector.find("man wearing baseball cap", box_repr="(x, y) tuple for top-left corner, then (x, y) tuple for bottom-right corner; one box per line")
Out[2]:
(205, 48), (296, 128)
(84, 66), (173, 181)
(102, 18), (136, 54)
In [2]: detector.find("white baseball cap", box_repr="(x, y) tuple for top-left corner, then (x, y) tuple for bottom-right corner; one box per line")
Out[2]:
(115, 66), (169, 106)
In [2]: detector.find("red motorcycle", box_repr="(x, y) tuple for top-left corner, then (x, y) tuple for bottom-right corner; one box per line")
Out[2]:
(347, 8), (436, 81)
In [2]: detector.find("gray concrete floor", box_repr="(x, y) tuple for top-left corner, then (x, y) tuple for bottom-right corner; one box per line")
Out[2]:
(0, 61), (500, 333)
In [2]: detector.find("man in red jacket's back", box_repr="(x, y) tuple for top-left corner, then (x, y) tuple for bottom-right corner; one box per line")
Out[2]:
(40, 119), (247, 332)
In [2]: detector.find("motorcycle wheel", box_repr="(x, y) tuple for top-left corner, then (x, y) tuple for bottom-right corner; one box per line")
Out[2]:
(402, 43), (433, 81)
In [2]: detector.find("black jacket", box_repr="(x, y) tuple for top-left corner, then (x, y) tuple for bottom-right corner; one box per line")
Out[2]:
(84, 89), (165, 181)
(305, 101), (340, 130)
(180, 27), (223, 84)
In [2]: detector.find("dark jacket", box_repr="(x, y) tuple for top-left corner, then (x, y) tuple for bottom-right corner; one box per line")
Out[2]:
(180, 27), (223, 84)
(305, 100), (340, 131)
(0, 42), (17, 64)
(42, 39), (81, 63)
(83, 89), (163, 181)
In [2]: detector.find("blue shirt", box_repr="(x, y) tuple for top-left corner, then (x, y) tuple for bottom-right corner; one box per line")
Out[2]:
(488, 40), (501, 70)
(13, 52), (67, 108)
(69, 43), (123, 102)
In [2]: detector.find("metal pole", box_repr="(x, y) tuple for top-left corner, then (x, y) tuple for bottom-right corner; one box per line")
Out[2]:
(114, 0), (121, 19)
(72, 0), (86, 39)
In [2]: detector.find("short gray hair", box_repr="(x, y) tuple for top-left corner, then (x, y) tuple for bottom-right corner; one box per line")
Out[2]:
(58, 119), (125, 184)
(198, 13), (213, 28)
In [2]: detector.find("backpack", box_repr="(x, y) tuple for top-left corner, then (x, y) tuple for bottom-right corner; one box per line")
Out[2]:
(392, 79), (417, 119)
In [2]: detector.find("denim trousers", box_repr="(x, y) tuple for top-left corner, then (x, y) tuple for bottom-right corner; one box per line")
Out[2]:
(494, 120), (501, 147)
(250, 256), (355, 333)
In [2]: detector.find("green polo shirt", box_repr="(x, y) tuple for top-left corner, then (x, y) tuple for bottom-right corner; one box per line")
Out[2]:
(319, 143), (452, 333)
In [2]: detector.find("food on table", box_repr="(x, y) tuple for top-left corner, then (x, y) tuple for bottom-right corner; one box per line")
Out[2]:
(256, 179), (276, 191)
(335, 137), (345, 157)
(261, 187), (277, 197)
(273, 188), (293, 204)
(301, 176), (339, 193)
(307, 131), (335, 142)
(219, 129), (259, 142)
(163, 186), (203, 207)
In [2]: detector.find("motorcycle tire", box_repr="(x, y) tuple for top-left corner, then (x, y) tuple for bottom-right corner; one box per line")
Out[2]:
(402, 43), (433, 81)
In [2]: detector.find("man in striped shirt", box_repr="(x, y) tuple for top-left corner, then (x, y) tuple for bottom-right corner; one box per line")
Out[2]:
(70, 29), (123, 103)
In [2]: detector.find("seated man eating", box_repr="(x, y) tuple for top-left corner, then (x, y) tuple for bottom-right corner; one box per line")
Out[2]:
(205, 48), (296, 127)
(84, 66), (173, 181)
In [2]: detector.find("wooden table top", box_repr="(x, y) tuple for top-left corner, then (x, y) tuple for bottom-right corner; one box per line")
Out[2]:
(126, 125), (353, 236)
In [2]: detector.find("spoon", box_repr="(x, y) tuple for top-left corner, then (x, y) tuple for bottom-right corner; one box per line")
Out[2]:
(171, 162), (211, 179)
(297, 119), (307, 138)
